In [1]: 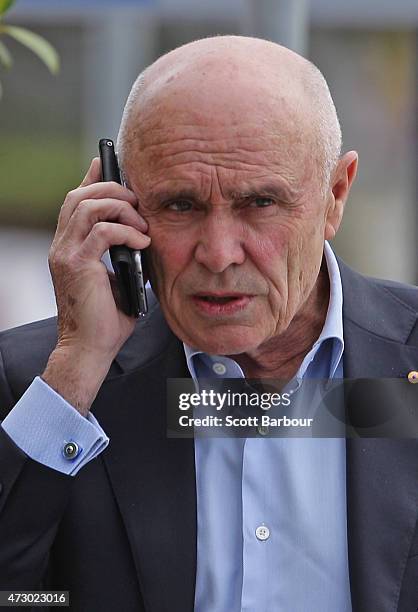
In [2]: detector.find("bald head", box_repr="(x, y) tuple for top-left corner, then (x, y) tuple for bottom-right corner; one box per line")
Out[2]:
(117, 35), (342, 194)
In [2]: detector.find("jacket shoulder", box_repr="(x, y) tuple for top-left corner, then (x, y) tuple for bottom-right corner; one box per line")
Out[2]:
(0, 290), (174, 414)
(338, 254), (418, 347)
(372, 277), (418, 347)
(372, 276), (418, 313)
(0, 317), (58, 407)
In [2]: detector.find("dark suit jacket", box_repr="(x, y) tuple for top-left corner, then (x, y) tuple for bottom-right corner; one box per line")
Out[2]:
(0, 257), (417, 612)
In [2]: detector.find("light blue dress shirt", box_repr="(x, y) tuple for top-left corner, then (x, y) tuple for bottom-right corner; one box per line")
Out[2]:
(186, 242), (352, 612)
(1, 242), (351, 611)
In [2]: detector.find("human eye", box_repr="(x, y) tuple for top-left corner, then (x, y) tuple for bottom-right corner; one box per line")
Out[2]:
(248, 197), (276, 208)
(166, 200), (193, 212)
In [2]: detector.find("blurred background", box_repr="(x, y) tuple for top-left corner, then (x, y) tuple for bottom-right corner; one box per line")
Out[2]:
(0, 0), (417, 331)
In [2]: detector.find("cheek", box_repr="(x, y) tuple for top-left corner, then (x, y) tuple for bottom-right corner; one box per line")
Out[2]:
(248, 220), (323, 299)
(147, 225), (194, 292)
(287, 220), (325, 292)
(246, 223), (292, 281)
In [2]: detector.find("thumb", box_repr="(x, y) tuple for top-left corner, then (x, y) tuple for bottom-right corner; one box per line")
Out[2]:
(79, 157), (101, 187)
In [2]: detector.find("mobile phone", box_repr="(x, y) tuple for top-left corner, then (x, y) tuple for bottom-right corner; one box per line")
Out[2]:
(99, 138), (148, 318)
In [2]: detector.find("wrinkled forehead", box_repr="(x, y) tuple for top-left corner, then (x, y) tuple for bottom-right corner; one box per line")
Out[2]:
(132, 82), (310, 166)
(121, 48), (318, 189)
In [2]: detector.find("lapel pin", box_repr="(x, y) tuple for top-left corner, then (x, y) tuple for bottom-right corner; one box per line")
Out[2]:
(407, 371), (418, 384)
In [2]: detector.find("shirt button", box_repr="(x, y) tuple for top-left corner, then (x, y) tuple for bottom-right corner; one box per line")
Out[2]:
(257, 424), (269, 436)
(255, 524), (270, 541)
(213, 362), (227, 375)
(63, 441), (80, 460)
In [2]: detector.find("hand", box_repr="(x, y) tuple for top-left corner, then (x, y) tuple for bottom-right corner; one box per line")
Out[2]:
(41, 158), (151, 414)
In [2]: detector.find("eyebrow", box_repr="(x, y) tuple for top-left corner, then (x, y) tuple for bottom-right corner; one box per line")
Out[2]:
(149, 182), (299, 204)
(228, 183), (297, 201)
(149, 188), (200, 203)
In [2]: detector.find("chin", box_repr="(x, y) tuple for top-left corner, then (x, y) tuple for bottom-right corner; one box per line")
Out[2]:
(183, 327), (264, 356)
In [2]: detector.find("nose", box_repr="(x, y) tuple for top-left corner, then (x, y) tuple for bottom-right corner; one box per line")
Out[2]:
(193, 213), (246, 274)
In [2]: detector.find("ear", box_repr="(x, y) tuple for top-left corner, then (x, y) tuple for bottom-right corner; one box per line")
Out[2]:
(325, 151), (358, 240)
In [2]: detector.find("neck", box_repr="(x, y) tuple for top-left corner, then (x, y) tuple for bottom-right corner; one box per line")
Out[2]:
(229, 258), (330, 381)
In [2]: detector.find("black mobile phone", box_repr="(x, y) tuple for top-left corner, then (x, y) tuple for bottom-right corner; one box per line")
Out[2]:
(99, 138), (148, 318)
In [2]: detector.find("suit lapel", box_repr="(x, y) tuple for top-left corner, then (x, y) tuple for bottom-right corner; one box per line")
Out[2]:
(339, 258), (418, 611)
(93, 332), (197, 612)
(93, 264), (417, 611)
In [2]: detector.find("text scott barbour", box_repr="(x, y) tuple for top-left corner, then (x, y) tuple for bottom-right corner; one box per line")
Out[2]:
(178, 414), (314, 428)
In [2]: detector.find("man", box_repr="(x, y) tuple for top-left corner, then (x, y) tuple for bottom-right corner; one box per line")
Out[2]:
(0, 35), (417, 612)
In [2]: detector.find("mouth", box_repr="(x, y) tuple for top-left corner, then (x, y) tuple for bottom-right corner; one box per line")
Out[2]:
(191, 293), (254, 315)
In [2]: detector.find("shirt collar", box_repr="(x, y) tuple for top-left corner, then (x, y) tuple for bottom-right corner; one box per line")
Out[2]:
(183, 241), (344, 380)
(295, 241), (344, 379)
(319, 241), (344, 346)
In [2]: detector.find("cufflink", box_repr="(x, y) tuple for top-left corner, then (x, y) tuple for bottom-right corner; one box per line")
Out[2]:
(63, 441), (80, 460)
(407, 371), (418, 384)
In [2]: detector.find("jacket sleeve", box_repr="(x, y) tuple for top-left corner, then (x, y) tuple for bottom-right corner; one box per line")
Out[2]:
(0, 345), (74, 589)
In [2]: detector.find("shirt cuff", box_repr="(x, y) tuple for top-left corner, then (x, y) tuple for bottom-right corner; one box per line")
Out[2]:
(1, 376), (109, 476)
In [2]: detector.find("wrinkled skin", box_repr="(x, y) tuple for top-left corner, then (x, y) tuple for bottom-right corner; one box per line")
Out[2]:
(123, 40), (358, 378)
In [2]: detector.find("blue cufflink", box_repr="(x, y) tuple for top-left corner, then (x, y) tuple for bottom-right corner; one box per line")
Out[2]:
(62, 441), (81, 460)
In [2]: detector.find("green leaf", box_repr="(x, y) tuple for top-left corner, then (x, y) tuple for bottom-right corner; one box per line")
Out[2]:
(0, 25), (59, 73)
(0, 78), (2, 99)
(0, 38), (12, 68)
(0, 0), (16, 17)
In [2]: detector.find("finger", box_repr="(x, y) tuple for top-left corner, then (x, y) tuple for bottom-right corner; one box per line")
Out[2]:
(56, 158), (104, 234)
(79, 157), (101, 188)
(64, 198), (148, 244)
(57, 181), (139, 235)
(78, 222), (151, 262)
